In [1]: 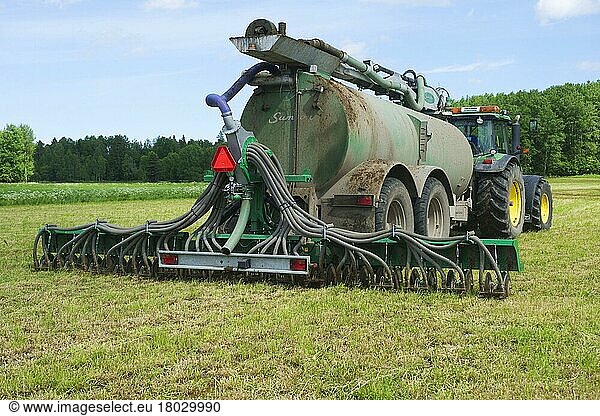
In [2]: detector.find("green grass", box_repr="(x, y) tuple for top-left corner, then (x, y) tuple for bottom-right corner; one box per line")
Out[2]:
(1, 178), (599, 399)
(0, 182), (206, 206)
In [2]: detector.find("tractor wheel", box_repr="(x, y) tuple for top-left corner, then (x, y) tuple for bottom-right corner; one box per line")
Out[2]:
(526, 179), (553, 231)
(375, 177), (414, 232)
(414, 177), (451, 237)
(475, 162), (525, 238)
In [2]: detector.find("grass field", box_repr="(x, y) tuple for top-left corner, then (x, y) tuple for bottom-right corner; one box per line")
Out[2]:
(1, 177), (599, 399)
(0, 182), (206, 206)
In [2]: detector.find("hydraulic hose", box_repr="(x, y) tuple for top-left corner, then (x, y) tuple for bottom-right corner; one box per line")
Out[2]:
(221, 197), (251, 255)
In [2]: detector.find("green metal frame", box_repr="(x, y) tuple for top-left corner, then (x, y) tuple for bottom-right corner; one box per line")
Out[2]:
(207, 233), (523, 272)
(44, 224), (521, 273)
(203, 172), (312, 184)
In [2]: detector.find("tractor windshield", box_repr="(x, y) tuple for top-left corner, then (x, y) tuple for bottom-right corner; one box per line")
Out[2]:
(453, 119), (495, 155)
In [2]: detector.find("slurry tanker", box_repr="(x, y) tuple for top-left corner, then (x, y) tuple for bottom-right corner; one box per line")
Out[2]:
(34, 20), (554, 297)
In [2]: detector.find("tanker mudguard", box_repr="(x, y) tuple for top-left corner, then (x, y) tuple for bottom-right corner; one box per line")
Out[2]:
(320, 160), (454, 232)
(320, 160), (455, 204)
(320, 160), (401, 232)
(474, 154), (520, 174)
(523, 174), (543, 223)
(320, 160), (414, 198)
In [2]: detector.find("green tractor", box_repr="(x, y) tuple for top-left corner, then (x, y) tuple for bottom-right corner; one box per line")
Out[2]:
(445, 105), (553, 237)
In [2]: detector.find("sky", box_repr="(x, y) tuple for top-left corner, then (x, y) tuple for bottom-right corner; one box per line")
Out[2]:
(1, 0), (599, 143)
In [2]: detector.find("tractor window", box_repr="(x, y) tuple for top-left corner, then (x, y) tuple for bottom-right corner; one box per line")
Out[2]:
(493, 121), (512, 153)
(476, 121), (494, 153)
(452, 119), (494, 155)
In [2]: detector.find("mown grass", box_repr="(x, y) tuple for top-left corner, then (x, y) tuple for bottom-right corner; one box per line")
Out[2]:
(0, 182), (206, 206)
(0, 178), (599, 399)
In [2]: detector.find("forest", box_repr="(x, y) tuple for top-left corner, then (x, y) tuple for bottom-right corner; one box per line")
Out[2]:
(451, 80), (600, 176)
(31, 135), (218, 182)
(1, 80), (599, 183)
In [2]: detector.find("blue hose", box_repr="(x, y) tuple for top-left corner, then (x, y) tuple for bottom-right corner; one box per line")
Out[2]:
(205, 94), (231, 115)
(205, 62), (279, 116)
(222, 62), (279, 101)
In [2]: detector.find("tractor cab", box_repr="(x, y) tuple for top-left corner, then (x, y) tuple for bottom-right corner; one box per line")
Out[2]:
(447, 106), (515, 156)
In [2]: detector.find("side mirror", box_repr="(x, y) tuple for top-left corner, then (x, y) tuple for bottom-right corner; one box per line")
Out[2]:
(529, 119), (539, 132)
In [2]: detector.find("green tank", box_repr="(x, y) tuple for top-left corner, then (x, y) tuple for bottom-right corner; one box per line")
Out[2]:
(241, 71), (473, 199)
(232, 18), (475, 234)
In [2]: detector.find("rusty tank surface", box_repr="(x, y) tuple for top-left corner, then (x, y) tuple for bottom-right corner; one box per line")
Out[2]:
(241, 71), (473, 199)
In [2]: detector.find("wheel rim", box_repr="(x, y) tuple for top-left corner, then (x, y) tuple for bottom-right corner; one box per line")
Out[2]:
(540, 193), (550, 223)
(427, 197), (445, 237)
(387, 200), (406, 229)
(509, 180), (522, 226)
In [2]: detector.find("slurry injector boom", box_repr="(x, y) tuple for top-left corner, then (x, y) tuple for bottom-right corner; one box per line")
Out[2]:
(34, 19), (527, 297)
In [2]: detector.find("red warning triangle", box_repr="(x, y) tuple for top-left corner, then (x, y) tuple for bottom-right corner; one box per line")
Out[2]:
(211, 145), (237, 172)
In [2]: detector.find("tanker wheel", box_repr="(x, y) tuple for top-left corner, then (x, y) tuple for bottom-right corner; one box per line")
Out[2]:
(526, 179), (553, 231)
(475, 161), (525, 238)
(414, 177), (451, 237)
(375, 177), (414, 232)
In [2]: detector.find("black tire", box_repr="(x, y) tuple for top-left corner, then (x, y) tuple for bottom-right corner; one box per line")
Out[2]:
(474, 162), (525, 238)
(375, 177), (414, 232)
(526, 179), (553, 231)
(414, 177), (451, 237)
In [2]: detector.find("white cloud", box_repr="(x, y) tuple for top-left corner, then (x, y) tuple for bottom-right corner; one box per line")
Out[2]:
(424, 59), (515, 74)
(577, 60), (600, 71)
(143, 0), (199, 10)
(535, 0), (600, 23)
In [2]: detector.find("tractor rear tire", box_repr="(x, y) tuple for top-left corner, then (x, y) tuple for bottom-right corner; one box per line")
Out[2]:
(375, 177), (414, 232)
(414, 177), (451, 237)
(475, 162), (525, 238)
(526, 179), (553, 231)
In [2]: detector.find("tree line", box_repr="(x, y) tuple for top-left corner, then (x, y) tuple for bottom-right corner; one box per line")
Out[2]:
(1, 80), (599, 182)
(451, 80), (600, 176)
(0, 124), (35, 182)
(32, 135), (219, 182)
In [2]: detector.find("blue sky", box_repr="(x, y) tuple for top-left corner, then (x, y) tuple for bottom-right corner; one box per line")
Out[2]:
(1, 0), (599, 143)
